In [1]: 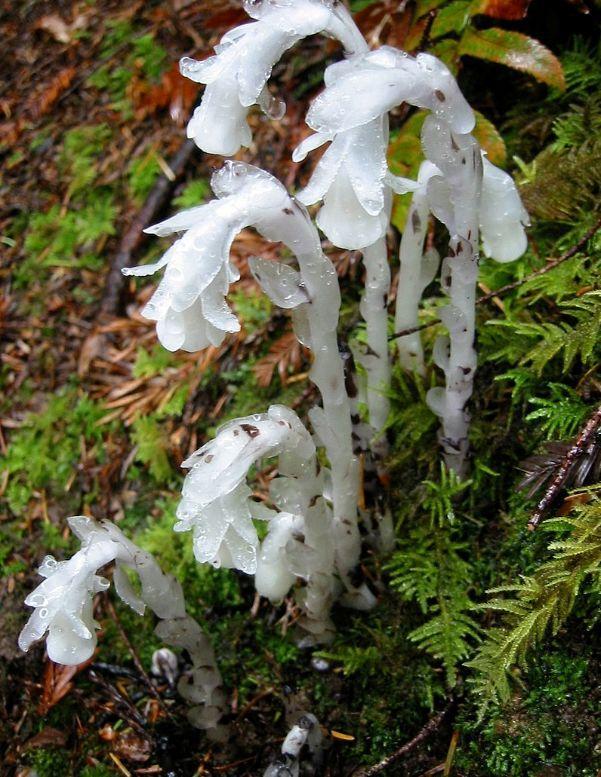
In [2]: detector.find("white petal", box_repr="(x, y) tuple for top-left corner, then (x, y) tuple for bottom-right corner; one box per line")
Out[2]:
(296, 138), (346, 206)
(46, 608), (96, 665)
(179, 54), (224, 85)
(222, 525), (257, 575)
(186, 75), (251, 156)
(200, 270), (240, 333)
(113, 564), (145, 616)
(479, 156), (529, 263)
(306, 68), (417, 135)
(292, 131), (330, 163)
(236, 24), (294, 107)
(144, 204), (211, 237)
(344, 121), (387, 215)
(249, 257), (309, 308)
(385, 172), (419, 194)
(316, 166), (387, 249)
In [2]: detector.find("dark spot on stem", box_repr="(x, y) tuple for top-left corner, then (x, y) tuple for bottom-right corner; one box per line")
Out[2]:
(283, 207), (294, 215)
(411, 210), (422, 232)
(205, 454), (213, 463)
(451, 135), (459, 152)
(240, 423), (260, 438)
(435, 89), (446, 102)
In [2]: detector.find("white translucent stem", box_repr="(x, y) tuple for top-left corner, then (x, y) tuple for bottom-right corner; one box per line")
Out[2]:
(282, 203), (361, 581)
(359, 237), (391, 434)
(395, 191), (430, 375)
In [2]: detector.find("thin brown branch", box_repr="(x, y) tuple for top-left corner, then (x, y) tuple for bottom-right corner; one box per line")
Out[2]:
(351, 697), (456, 776)
(389, 217), (601, 341)
(105, 598), (174, 720)
(528, 403), (601, 530)
(477, 215), (601, 305)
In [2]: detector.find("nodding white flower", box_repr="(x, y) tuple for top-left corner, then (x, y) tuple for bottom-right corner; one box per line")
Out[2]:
(124, 162), (295, 353)
(294, 118), (416, 249)
(293, 46), (472, 249)
(420, 116), (529, 261)
(175, 405), (315, 574)
(305, 46), (474, 138)
(18, 517), (185, 665)
(180, 0), (366, 155)
(479, 156), (530, 262)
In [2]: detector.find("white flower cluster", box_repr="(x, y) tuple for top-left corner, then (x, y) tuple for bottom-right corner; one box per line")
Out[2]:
(21, 0), (535, 745)
(19, 517), (226, 732)
(175, 405), (313, 572)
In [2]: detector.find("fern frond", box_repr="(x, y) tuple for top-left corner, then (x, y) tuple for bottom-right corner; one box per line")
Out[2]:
(316, 645), (381, 676)
(467, 496), (601, 715)
(488, 292), (601, 375)
(387, 524), (480, 686)
(525, 384), (590, 439)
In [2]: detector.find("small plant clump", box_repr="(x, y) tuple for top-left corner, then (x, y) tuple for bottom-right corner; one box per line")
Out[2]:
(3, 0), (600, 774)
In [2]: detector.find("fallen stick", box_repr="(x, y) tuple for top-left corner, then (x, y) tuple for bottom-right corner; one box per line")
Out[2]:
(351, 697), (456, 776)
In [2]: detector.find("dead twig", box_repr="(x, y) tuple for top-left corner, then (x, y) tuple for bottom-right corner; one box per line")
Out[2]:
(528, 403), (601, 529)
(351, 697), (456, 776)
(390, 217), (601, 340)
(105, 599), (174, 721)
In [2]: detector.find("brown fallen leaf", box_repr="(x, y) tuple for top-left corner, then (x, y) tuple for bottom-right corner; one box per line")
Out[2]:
(78, 332), (105, 376)
(113, 730), (152, 763)
(38, 656), (93, 715)
(26, 726), (68, 749)
(29, 67), (77, 119)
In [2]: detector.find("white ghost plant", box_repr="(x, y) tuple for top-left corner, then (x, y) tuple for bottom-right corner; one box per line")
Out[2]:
(180, 0), (366, 155)
(19, 516), (226, 734)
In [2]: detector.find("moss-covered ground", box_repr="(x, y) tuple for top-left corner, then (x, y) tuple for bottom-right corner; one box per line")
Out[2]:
(1, 0), (600, 774)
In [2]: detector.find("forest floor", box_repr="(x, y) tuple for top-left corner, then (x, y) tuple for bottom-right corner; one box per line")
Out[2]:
(1, 0), (600, 775)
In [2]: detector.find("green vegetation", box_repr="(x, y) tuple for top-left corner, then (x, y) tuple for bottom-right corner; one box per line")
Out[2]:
(0, 387), (110, 515)
(2, 6), (600, 775)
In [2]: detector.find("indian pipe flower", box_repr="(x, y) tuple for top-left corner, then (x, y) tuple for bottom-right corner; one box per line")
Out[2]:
(123, 162), (297, 353)
(175, 405), (315, 574)
(180, 0), (366, 155)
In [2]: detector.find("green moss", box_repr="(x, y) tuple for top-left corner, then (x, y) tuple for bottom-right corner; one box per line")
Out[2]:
(0, 388), (113, 516)
(26, 746), (71, 777)
(456, 644), (601, 776)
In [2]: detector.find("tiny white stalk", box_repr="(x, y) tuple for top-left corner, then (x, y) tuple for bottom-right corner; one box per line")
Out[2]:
(394, 161), (441, 375)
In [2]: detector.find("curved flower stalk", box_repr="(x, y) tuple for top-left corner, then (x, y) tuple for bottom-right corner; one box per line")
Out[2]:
(180, 0), (366, 155)
(421, 117), (483, 476)
(19, 516), (226, 734)
(422, 117), (529, 474)
(263, 713), (323, 777)
(130, 160), (364, 584)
